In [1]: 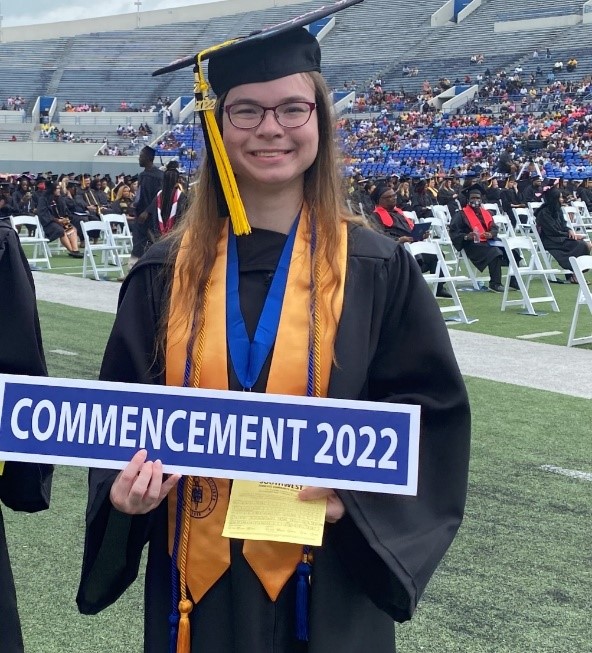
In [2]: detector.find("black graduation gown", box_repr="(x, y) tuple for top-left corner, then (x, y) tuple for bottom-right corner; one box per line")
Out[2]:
(449, 207), (503, 271)
(36, 194), (68, 242)
(0, 221), (53, 653)
(76, 224), (471, 653)
(535, 205), (588, 270)
(133, 167), (165, 257)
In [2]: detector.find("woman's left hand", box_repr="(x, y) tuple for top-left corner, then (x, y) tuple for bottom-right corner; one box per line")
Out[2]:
(298, 487), (345, 523)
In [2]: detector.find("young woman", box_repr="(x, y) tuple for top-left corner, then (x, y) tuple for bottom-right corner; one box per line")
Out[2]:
(77, 17), (470, 653)
(535, 185), (592, 281)
(109, 184), (135, 217)
(36, 183), (83, 257)
(144, 160), (187, 247)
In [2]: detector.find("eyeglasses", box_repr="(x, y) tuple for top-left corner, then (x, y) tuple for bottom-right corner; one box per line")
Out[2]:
(224, 101), (316, 129)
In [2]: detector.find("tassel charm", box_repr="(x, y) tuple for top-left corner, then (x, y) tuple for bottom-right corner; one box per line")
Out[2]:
(296, 546), (313, 641)
(176, 599), (193, 653)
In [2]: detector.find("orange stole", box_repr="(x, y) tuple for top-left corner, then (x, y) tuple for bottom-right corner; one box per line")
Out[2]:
(166, 213), (348, 603)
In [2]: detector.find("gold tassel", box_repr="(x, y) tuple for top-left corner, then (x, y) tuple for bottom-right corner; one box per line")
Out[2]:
(176, 599), (193, 653)
(194, 41), (251, 236)
(203, 109), (251, 235)
(176, 477), (195, 653)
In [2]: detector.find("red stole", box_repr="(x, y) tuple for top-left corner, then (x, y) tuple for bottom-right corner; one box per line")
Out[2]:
(374, 206), (414, 230)
(463, 205), (494, 242)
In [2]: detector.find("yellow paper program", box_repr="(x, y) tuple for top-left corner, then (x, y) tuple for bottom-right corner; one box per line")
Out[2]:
(222, 480), (326, 546)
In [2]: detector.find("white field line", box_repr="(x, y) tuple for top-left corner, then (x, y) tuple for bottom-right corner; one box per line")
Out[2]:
(541, 465), (592, 482)
(516, 331), (563, 340)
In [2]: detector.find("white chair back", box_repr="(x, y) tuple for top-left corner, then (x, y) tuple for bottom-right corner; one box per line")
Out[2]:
(9, 215), (51, 269)
(81, 220), (124, 280)
(567, 255), (592, 346)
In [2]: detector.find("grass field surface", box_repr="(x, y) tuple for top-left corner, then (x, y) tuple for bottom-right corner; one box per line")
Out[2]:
(3, 298), (591, 653)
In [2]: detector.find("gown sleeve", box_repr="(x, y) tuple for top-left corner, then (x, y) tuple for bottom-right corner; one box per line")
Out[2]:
(77, 246), (171, 614)
(332, 240), (470, 623)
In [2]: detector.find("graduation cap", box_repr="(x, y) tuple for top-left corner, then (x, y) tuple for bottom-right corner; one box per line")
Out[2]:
(462, 183), (487, 198)
(151, 0), (364, 235)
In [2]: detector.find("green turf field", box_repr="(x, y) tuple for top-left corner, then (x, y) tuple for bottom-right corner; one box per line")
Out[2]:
(4, 301), (592, 653)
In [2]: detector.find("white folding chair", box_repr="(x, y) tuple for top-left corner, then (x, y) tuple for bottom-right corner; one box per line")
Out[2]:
(10, 215), (51, 269)
(101, 213), (133, 260)
(421, 216), (458, 270)
(431, 204), (452, 226)
(403, 210), (418, 224)
(81, 220), (124, 280)
(501, 236), (560, 315)
(572, 200), (592, 233)
(493, 214), (516, 238)
(453, 248), (489, 290)
(567, 255), (592, 347)
(566, 204), (592, 238)
(513, 208), (534, 236)
(406, 240), (477, 324)
(483, 203), (502, 217)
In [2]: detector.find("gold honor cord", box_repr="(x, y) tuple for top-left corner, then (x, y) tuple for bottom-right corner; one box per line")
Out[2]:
(195, 42), (251, 236)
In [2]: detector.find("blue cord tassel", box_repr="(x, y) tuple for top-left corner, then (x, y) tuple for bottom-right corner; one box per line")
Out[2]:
(296, 547), (312, 641)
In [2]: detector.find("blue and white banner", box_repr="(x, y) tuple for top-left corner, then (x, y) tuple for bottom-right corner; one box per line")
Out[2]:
(0, 374), (420, 495)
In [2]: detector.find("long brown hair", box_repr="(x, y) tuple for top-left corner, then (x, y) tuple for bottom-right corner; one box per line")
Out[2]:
(158, 71), (353, 360)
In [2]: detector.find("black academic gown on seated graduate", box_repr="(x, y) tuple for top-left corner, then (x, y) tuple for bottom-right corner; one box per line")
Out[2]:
(76, 223), (471, 653)
(0, 220), (53, 653)
(535, 204), (589, 270)
(449, 207), (503, 271)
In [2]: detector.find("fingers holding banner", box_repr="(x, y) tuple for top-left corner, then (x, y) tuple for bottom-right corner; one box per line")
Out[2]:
(110, 449), (181, 514)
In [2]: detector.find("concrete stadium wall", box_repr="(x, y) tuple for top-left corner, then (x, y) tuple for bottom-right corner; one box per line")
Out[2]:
(494, 14), (581, 33)
(431, 1), (455, 27)
(1, 0), (307, 42)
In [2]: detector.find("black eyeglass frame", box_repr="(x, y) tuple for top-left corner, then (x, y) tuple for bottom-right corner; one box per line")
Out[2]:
(224, 101), (317, 129)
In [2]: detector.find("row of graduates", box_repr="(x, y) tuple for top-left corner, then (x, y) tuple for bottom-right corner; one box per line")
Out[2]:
(352, 170), (592, 228)
(1, 162), (187, 260)
(370, 175), (591, 291)
(2, 172), (140, 219)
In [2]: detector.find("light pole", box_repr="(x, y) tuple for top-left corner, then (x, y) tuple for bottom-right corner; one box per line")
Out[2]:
(134, 0), (142, 29)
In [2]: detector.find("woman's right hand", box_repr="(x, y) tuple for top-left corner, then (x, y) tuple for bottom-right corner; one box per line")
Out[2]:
(110, 449), (181, 514)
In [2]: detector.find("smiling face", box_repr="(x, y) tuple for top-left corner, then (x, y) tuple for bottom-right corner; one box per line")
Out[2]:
(222, 73), (319, 195)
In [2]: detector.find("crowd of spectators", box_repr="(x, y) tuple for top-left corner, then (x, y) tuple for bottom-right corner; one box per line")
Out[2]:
(1, 96), (26, 111)
(63, 101), (106, 113)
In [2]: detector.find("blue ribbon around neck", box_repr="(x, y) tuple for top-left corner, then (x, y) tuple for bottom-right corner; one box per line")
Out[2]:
(226, 215), (300, 391)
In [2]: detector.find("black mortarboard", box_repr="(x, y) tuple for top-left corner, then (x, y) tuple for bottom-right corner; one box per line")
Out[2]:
(462, 183), (487, 198)
(208, 28), (320, 96)
(151, 0), (364, 235)
(370, 182), (392, 204)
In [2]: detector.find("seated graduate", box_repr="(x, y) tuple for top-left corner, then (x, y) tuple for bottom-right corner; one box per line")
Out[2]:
(535, 183), (592, 282)
(36, 182), (83, 258)
(109, 185), (136, 217)
(450, 184), (518, 292)
(76, 4), (470, 652)
(370, 183), (451, 297)
(0, 219), (53, 653)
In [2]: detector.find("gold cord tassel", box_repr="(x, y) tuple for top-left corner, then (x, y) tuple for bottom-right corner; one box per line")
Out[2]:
(176, 599), (193, 653)
(203, 109), (251, 235)
(176, 476), (195, 653)
(195, 41), (251, 236)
